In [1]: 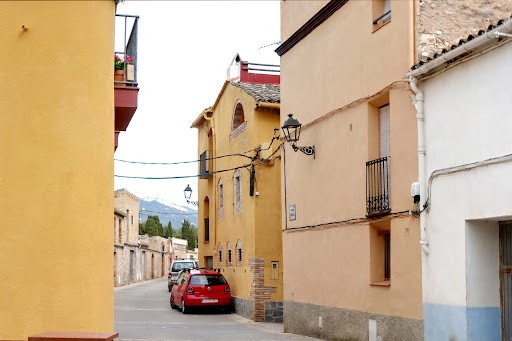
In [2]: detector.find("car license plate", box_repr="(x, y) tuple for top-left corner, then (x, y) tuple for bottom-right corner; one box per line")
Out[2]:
(202, 299), (218, 304)
(171, 276), (177, 280)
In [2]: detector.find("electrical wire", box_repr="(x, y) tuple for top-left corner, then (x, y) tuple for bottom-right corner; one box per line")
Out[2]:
(425, 152), (512, 212)
(284, 210), (411, 232)
(114, 162), (252, 180)
(140, 209), (196, 216)
(114, 140), (282, 180)
(115, 151), (252, 165)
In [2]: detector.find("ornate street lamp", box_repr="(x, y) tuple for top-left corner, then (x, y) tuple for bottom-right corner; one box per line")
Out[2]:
(184, 184), (199, 206)
(281, 114), (315, 157)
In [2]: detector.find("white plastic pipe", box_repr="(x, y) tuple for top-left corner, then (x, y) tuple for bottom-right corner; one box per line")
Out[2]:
(409, 77), (429, 255)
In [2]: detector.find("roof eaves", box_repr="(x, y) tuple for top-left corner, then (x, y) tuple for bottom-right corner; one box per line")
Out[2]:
(409, 17), (512, 79)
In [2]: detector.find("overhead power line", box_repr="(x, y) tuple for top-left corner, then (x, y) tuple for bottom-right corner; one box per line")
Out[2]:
(114, 139), (283, 180)
(140, 209), (196, 216)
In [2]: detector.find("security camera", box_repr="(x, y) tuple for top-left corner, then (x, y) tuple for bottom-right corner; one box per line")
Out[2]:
(410, 182), (420, 204)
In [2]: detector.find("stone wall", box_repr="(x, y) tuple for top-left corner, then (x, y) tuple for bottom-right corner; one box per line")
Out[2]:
(114, 189), (140, 245)
(417, 0), (512, 60)
(113, 190), (171, 287)
(284, 301), (423, 341)
(114, 244), (170, 287)
(249, 258), (280, 322)
(233, 296), (252, 320)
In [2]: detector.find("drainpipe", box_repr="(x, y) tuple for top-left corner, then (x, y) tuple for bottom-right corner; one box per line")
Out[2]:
(410, 77), (430, 255)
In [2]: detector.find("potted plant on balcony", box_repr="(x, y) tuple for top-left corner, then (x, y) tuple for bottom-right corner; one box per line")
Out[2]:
(125, 55), (135, 82)
(114, 54), (125, 82)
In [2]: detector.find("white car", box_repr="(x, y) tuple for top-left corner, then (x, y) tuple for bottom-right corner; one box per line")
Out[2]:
(168, 259), (198, 291)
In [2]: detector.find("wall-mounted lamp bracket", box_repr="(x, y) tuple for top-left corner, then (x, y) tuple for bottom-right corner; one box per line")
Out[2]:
(291, 144), (315, 158)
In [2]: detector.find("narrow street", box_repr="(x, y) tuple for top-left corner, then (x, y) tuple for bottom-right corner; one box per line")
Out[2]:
(114, 278), (320, 341)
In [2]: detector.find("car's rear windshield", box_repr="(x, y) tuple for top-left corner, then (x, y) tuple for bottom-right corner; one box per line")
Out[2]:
(171, 262), (196, 272)
(189, 274), (227, 286)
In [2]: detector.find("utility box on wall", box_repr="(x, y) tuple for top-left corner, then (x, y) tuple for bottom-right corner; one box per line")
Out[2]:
(271, 261), (279, 280)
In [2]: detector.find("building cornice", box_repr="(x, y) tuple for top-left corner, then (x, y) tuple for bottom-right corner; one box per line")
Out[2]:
(275, 0), (349, 57)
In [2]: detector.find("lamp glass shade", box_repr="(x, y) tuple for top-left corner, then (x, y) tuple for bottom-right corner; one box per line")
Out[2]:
(281, 114), (301, 143)
(184, 184), (192, 200)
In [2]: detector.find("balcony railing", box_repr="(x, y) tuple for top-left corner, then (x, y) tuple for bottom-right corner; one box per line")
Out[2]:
(199, 150), (213, 179)
(366, 156), (391, 217)
(115, 14), (139, 86)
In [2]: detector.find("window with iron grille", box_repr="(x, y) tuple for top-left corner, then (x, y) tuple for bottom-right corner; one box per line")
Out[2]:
(217, 242), (223, 264)
(236, 240), (243, 265)
(226, 241), (232, 266)
(204, 218), (209, 242)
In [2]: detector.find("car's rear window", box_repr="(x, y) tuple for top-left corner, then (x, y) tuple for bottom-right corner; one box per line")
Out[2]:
(171, 262), (196, 272)
(189, 274), (227, 286)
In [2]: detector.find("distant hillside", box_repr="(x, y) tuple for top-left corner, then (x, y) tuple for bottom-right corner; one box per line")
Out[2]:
(140, 197), (198, 228)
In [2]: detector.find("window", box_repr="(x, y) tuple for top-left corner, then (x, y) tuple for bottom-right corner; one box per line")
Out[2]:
(236, 240), (243, 265)
(131, 215), (133, 225)
(204, 218), (210, 242)
(189, 274), (227, 286)
(233, 169), (242, 214)
(218, 178), (224, 218)
(230, 101), (247, 140)
(372, 0), (391, 29)
(118, 218), (122, 244)
(226, 241), (232, 266)
(370, 221), (391, 286)
(232, 102), (245, 130)
(217, 243), (223, 264)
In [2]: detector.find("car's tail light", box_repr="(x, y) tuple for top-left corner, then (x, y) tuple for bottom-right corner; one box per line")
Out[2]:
(186, 286), (194, 294)
(224, 285), (230, 294)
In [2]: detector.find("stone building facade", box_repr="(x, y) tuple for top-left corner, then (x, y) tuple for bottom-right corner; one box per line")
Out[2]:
(114, 189), (171, 287)
(171, 237), (188, 260)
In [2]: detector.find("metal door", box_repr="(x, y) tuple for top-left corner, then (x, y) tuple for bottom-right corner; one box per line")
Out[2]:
(206, 256), (213, 269)
(500, 221), (512, 340)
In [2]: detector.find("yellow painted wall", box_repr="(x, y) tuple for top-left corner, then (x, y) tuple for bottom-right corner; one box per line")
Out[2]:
(0, 1), (115, 338)
(280, 0), (421, 319)
(195, 83), (282, 302)
(197, 117), (216, 266)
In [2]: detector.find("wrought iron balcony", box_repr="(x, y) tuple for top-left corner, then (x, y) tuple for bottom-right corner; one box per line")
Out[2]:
(366, 156), (391, 217)
(199, 150), (213, 179)
(115, 14), (138, 86)
(114, 14), (139, 151)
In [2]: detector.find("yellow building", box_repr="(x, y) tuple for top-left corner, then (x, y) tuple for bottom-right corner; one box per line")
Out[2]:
(191, 58), (282, 322)
(277, 1), (512, 340)
(0, 1), (139, 339)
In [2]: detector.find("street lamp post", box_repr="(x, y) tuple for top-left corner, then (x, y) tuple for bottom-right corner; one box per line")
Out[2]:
(184, 184), (199, 206)
(281, 114), (315, 158)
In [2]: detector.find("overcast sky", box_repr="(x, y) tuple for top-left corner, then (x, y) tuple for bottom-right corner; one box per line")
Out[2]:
(113, 1), (280, 208)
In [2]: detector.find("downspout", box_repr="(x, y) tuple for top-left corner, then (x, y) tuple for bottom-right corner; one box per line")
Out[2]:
(409, 77), (430, 255)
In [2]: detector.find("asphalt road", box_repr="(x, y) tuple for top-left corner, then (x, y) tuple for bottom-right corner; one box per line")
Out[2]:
(114, 278), (321, 341)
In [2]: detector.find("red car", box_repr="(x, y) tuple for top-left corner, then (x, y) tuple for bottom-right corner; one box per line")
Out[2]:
(170, 269), (232, 314)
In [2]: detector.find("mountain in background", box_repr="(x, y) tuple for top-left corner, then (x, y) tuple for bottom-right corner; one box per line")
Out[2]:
(140, 197), (198, 228)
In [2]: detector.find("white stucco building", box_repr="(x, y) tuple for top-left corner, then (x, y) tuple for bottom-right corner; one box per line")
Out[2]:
(409, 18), (512, 341)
